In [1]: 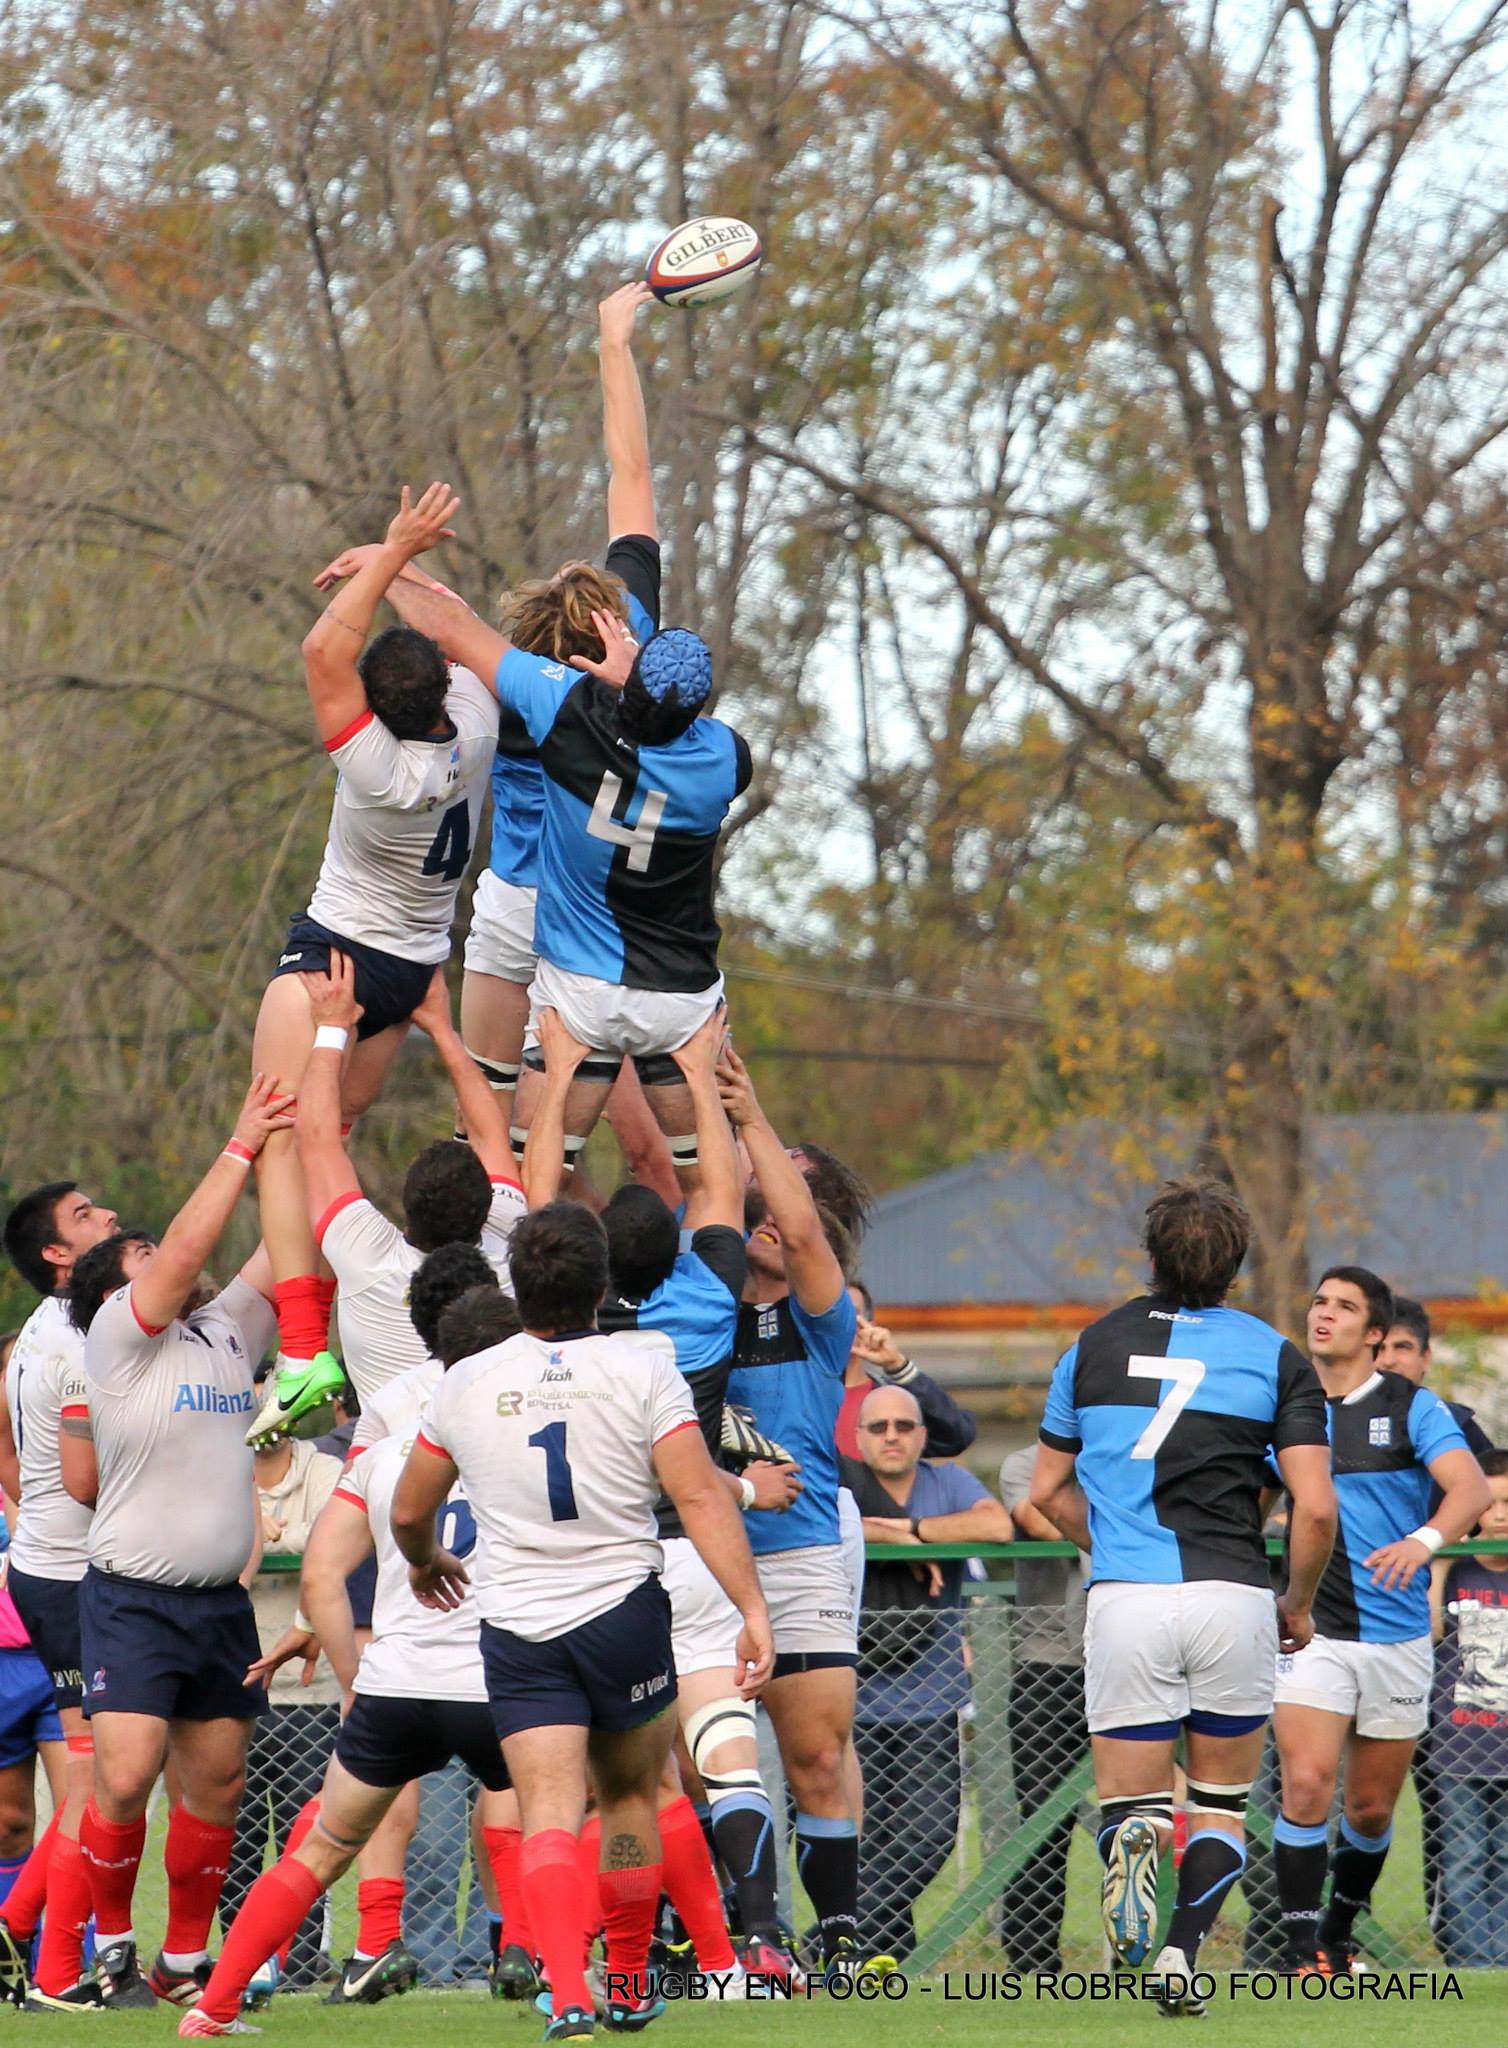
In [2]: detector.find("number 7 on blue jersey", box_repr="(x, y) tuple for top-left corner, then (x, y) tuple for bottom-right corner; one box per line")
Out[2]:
(528, 1421), (580, 1521)
(1127, 1355), (1206, 1458)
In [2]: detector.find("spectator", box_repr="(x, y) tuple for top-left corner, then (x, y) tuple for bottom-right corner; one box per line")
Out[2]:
(834, 1282), (977, 1461)
(223, 1418), (342, 1987)
(840, 1384), (1013, 1961)
(1427, 1448), (1508, 1967)
(996, 1445), (1089, 1977)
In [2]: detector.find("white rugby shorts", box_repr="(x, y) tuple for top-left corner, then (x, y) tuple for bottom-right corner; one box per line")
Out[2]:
(1274, 1631), (1432, 1741)
(1084, 1580), (1278, 1733)
(464, 871), (538, 987)
(756, 1543), (857, 1658)
(661, 1535), (742, 1676)
(526, 960), (725, 1063)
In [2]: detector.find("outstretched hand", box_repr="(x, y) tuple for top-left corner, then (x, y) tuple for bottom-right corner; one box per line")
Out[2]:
(568, 607), (639, 688)
(386, 481), (461, 560)
(672, 1004), (730, 1081)
(715, 1045), (760, 1129)
(599, 280), (655, 348)
(232, 1073), (298, 1158)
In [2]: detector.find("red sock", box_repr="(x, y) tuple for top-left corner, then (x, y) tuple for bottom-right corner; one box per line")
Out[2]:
(195, 1859), (323, 2024)
(273, 1275), (328, 1360)
(79, 1803), (145, 1939)
(658, 1794), (735, 1971)
(0, 1811), (58, 1940)
(316, 1275), (337, 1323)
(356, 1876), (404, 1957)
(599, 1862), (664, 1998)
(163, 1808), (233, 1960)
(33, 1834), (93, 1995)
(520, 1830), (591, 2017)
(483, 1825), (533, 1952)
(276, 1799), (323, 1967)
(577, 1816), (604, 1950)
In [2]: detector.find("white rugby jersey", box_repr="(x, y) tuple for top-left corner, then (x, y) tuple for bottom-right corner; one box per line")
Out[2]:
(351, 1357), (441, 1451)
(320, 1179), (525, 1404)
(6, 1295), (92, 1581)
(417, 1330), (697, 1641)
(334, 1432), (485, 1703)
(84, 1277), (275, 1587)
(306, 665), (498, 964)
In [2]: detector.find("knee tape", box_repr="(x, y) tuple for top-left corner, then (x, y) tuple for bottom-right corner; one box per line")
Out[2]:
(1098, 1791), (1176, 1845)
(684, 1698), (762, 1808)
(665, 1132), (699, 1166)
(466, 1048), (520, 1091)
(1186, 1778), (1253, 1822)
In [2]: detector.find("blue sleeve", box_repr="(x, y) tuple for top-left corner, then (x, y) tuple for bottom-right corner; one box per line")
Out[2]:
(494, 649), (573, 745)
(1039, 1345), (1081, 1452)
(790, 1288), (857, 1378)
(1409, 1385), (1471, 1468)
(910, 1370), (978, 1458)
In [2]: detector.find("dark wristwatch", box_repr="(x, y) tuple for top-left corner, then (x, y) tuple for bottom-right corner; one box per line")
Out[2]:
(910, 1516), (923, 1540)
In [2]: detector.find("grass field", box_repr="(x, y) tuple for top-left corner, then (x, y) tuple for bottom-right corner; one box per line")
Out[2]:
(49, 1974), (1508, 2048)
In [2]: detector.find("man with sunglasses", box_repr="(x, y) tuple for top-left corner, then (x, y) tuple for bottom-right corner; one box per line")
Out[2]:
(839, 1385), (1013, 1961)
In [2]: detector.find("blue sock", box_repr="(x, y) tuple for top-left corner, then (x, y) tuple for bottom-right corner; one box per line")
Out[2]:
(0, 1856), (23, 1910)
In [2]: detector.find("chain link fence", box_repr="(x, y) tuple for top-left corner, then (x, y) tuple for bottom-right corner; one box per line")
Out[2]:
(44, 1541), (1507, 1987)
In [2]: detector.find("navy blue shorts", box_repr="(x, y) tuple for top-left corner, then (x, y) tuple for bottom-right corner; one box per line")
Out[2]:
(79, 1570), (265, 1723)
(0, 1648), (63, 1766)
(336, 1693), (508, 1792)
(7, 1567), (84, 1711)
(270, 916), (434, 1040)
(481, 1574), (676, 1739)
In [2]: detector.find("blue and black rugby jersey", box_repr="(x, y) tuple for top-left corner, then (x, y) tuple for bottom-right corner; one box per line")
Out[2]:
(1040, 1295), (1326, 1590)
(486, 536), (661, 892)
(1298, 1370), (1469, 1644)
(491, 538), (751, 992)
(727, 1288), (857, 1557)
(599, 1224), (746, 1541)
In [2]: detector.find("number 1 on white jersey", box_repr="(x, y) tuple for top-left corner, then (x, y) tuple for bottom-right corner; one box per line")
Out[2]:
(1127, 1354), (1206, 1459)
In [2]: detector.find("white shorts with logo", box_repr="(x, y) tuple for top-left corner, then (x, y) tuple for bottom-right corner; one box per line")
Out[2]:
(464, 870), (538, 986)
(756, 1543), (857, 1660)
(1084, 1580), (1278, 1734)
(526, 960), (725, 1063)
(1274, 1631), (1432, 1740)
(661, 1536), (741, 1676)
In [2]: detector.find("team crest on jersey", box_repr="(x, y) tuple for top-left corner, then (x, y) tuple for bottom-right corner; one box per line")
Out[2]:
(756, 1305), (781, 1340)
(1369, 1417), (1392, 1447)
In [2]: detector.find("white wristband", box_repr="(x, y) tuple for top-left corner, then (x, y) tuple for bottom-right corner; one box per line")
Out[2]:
(313, 1025), (349, 1053)
(737, 1475), (757, 1511)
(1410, 1525), (1445, 1555)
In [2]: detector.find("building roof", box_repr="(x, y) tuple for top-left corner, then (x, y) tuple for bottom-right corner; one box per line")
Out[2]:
(865, 1114), (1508, 1308)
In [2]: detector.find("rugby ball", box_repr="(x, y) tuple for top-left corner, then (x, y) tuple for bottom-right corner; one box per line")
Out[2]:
(644, 217), (763, 306)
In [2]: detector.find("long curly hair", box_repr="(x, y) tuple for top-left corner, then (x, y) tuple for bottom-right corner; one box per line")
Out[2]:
(496, 563), (631, 662)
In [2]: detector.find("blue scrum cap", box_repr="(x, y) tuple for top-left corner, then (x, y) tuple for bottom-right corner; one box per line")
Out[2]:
(637, 628), (712, 711)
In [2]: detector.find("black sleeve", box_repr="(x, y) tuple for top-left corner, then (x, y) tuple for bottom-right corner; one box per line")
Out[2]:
(1457, 1403), (1495, 1456)
(689, 1224), (746, 1302)
(910, 1369), (978, 1459)
(605, 533), (661, 631)
(732, 730), (753, 796)
(1271, 1340), (1329, 1452)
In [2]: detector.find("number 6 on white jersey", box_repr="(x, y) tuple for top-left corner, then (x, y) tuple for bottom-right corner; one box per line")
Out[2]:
(1127, 1354), (1206, 1459)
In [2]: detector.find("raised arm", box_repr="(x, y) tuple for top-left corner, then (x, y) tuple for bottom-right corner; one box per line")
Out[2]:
(717, 1047), (844, 1316)
(302, 484), (461, 743)
(295, 956), (364, 1224)
(600, 282), (657, 540)
(130, 1075), (294, 1333)
(409, 968), (517, 1183)
(671, 1009), (738, 1232)
(522, 1010), (592, 1209)
(381, 576), (511, 692)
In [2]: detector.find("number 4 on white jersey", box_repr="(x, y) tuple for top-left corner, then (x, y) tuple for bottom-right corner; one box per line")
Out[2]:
(1127, 1354), (1206, 1459)
(588, 771), (666, 873)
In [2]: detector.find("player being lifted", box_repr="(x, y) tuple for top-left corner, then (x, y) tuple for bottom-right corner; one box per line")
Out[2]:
(1271, 1267), (1490, 1977)
(355, 285), (750, 1203)
(1031, 1181), (1337, 2014)
(247, 482), (499, 1440)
